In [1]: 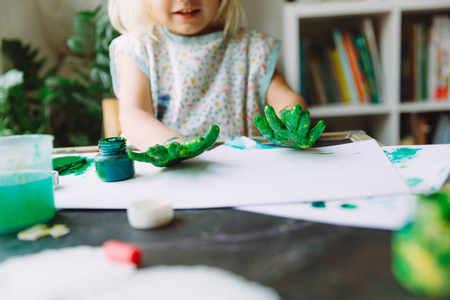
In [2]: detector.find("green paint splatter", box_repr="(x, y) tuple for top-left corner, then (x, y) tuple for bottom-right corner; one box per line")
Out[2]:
(384, 148), (421, 164)
(407, 177), (423, 187)
(313, 152), (334, 155)
(52, 156), (93, 176)
(353, 152), (360, 155)
(341, 204), (357, 209)
(312, 201), (326, 208)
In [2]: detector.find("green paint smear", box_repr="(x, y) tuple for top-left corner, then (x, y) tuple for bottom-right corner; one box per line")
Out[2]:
(52, 156), (93, 176)
(341, 204), (357, 209)
(312, 201), (326, 208)
(384, 148), (421, 164)
(407, 177), (423, 187)
(223, 137), (277, 150)
(313, 152), (334, 155)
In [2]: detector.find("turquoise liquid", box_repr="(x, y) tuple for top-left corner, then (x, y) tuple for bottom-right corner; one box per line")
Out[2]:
(0, 172), (55, 235)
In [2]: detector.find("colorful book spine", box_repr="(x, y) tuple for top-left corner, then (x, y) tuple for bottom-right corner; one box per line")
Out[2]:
(431, 16), (449, 100)
(329, 48), (352, 104)
(332, 28), (359, 104)
(440, 16), (450, 99)
(343, 32), (371, 104)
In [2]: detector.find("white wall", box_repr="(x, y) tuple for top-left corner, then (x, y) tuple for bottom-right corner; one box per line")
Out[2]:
(0, 0), (284, 73)
(242, 0), (285, 70)
(242, 0), (284, 40)
(0, 0), (107, 73)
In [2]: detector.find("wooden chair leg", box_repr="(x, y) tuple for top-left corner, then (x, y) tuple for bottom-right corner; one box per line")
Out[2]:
(102, 98), (121, 138)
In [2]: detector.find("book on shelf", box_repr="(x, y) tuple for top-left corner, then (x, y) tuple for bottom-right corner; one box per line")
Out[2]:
(325, 48), (344, 103)
(328, 48), (352, 104)
(413, 22), (429, 101)
(332, 28), (360, 104)
(354, 33), (381, 104)
(299, 39), (310, 106)
(317, 46), (340, 104)
(342, 31), (371, 104)
(403, 15), (450, 102)
(362, 18), (384, 104)
(308, 50), (328, 106)
(434, 16), (450, 100)
(298, 18), (384, 107)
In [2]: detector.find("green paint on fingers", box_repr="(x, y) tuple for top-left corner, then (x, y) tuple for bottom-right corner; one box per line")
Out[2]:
(253, 104), (325, 149)
(129, 124), (220, 167)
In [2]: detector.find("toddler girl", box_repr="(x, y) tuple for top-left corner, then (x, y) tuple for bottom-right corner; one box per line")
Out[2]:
(108, 0), (308, 150)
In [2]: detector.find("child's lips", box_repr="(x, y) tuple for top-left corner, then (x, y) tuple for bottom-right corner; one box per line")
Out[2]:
(173, 8), (200, 20)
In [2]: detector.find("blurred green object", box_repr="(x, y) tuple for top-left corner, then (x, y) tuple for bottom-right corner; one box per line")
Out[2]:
(254, 104), (325, 149)
(392, 185), (450, 298)
(128, 125), (220, 167)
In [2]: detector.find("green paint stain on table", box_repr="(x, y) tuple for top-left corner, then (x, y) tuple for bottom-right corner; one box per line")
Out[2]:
(313, 152), (334, 155)
(384, 148), (421, 164)
(341, 204), (357, 209)
(52, 156), (93, 176)
(312, 201), (326, 208)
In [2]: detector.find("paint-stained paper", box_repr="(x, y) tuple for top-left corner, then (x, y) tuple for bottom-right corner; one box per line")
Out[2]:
(54, 139), (409, 210)
(238, 144), (450, 230)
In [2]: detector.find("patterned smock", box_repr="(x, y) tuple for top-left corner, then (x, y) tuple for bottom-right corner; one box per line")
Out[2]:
(110, 26), (280, 139)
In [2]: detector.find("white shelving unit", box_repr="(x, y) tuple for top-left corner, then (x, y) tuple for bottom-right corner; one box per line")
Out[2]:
(283, 0), (450, 145)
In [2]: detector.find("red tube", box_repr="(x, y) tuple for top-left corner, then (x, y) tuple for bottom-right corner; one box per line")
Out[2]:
(103, 240), (142, 266)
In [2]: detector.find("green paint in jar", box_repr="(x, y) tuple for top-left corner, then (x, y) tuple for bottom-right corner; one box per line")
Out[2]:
(95, 137), (135, 182)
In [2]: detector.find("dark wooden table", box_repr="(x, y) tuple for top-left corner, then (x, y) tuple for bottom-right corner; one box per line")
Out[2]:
(0, 132), (422, 299)
(0, 208), (421, 300)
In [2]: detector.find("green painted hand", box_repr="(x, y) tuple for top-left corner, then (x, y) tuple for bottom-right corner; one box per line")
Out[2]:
(128, 125), (220, 167)
(254, 104), (325, 149)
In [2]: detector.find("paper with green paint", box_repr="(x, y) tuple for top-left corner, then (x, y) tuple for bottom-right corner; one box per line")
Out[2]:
(237, 144), (450, 230)
(54, 138), (409, 210)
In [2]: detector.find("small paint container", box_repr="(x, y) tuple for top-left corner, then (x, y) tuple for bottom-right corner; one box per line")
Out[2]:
(95, 137), (135, 182)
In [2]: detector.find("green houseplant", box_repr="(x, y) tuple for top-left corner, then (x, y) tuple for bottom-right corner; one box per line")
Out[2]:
(0, 5), (119, 147)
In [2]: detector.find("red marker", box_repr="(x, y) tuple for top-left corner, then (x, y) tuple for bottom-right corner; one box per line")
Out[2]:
(103, 240), (142, 266)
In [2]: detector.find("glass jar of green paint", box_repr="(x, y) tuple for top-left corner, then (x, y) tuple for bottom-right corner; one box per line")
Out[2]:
(95, 137), (135, 182)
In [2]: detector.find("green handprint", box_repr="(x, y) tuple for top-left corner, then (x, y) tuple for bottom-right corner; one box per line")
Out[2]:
(254, 104), (325, 149)
(128, 124), (220, 167)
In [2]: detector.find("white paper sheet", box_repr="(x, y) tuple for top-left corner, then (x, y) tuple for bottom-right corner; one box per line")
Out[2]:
(383, 144), (450, 194)
(54, 139), (409, 209)
(237, 144), (450, 230)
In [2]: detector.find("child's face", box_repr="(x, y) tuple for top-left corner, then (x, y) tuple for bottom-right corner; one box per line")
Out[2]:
(148, 0), (221, 36)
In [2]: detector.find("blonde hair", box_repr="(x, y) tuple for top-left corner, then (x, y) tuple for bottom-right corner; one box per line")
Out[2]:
(108, 0), (246, 40)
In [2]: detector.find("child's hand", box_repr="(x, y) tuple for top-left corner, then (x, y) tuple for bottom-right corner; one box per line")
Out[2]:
(254, 104), (325, 149)
(128, 125), (220, 167)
